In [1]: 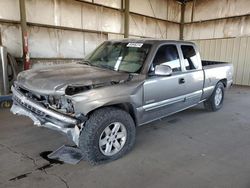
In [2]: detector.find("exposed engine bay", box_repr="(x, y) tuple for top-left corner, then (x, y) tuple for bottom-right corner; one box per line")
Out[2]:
(10, 66), (135, 146)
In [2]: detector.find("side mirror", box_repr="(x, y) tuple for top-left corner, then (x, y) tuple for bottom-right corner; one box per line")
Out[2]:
(154, 65), (172, 76)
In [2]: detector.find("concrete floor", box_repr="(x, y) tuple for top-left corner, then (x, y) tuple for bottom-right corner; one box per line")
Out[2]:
(1, 86), (250, 188)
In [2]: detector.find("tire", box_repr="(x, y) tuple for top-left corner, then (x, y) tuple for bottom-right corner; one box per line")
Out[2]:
(79, 107), (136, 164)
(204, 82), (225, 112)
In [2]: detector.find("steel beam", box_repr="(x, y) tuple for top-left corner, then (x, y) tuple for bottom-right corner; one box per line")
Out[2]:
(124, 0), (129, 38)
(19, 0), (30, 70)
(184, 13), (250, 24)
(0, 28), (2, 46)
(180, 2), (185, 40)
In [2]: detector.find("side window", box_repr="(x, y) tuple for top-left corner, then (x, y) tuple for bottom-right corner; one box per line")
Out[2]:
(181, 45), (199, 70)
(152, 45), (181, 73)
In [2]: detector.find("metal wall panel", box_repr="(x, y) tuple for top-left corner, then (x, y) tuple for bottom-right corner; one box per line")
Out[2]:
(58, 30), (84, 58)
(185, 0), (250, 22)
(130, 0), (181, 23)
(60, 0), (82, 29)
(0, 0), (181, 60)
(29, 27), (59, 58)
(28, 26), (107, 58)
(167, 0), (181, 23)
(166, 22), (180, 40)
(184, 1), (193, 23)
(94, 0), (121, 9)
(0, 0), (20, 21)
(184, 16), (250, 40)
(26, 0), (59, 26)
(129, 14), (179, 39)
(130, 0), (167, 20)
(99, 7), (123, 33)
(84, 32), (107, 55)
(107, 33), (124, 40)
(81, 3), (100, 30)
(0, 23), (22, 57)
(192, 36), (250, 86)
(26, 0), (123, 33)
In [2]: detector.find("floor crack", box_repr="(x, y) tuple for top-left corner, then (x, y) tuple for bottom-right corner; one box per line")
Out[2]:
(0, 143), (38, 167)
(42, 168), (69, 188)
(1, 144), (68, 187)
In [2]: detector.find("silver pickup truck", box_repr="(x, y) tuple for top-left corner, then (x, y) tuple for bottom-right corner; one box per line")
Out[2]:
(11, 39), (233, 163)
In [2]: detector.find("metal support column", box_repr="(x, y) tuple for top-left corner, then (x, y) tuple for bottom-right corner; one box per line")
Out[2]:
(180, 2), (185, 40)
(0, 28), (2, 46)
(124, 0), (129, 38)
(19, 0), (30, 70)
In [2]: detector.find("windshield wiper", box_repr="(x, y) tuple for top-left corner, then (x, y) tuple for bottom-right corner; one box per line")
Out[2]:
(79, 59), (91, 66)
(97, 64), (115, 71)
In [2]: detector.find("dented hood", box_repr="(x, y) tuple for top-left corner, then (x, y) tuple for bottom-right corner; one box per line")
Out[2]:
(17, 63), (130, 95)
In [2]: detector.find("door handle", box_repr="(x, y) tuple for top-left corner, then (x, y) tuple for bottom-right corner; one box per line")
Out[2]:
(179, 78), (185, 84)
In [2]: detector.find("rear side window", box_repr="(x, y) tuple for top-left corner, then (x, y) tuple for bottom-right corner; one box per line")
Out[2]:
(152, 45), (181, 72)
(181, 45), (199, 70)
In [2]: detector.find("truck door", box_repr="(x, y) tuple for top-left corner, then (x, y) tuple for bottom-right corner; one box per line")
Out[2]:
(141, 44), (203, 124)
(179, 44), (204, 105)
(142, 44), (187, 123)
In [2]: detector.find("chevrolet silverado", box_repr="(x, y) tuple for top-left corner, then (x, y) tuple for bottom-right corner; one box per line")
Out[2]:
(11, 39), (233, 163)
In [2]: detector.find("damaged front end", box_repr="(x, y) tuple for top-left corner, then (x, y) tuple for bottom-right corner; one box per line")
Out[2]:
(10, 84), (87, 146)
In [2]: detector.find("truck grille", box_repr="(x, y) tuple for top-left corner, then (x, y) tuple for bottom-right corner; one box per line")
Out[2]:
(12, 93), (46, 117)
(11, 85), (78, 125)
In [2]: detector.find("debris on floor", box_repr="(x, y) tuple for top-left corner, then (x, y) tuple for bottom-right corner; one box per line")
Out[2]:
(48, 145), (84, 165)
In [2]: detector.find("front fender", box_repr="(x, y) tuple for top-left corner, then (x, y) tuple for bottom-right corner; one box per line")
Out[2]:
(71, 80), (144, 116)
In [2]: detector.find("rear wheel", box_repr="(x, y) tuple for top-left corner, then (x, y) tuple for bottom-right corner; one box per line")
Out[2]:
(204, 82), (225, 111)
(79, 107), (136, 164)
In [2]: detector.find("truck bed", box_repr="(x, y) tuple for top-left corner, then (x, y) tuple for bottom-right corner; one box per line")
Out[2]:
(201, 61), (233, 101)
(202, 60), (228, 66)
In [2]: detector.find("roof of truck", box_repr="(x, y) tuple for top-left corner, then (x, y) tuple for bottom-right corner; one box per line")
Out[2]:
(108, 38), (195, 45)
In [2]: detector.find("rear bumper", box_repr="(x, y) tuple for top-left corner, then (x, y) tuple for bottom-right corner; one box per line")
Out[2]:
(10, 86), (81, 145)
(227, 80), (233, 88)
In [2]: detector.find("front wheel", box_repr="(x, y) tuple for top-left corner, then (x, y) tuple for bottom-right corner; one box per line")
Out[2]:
(204, 82), (225, 112)
(79, 107), (136, 164)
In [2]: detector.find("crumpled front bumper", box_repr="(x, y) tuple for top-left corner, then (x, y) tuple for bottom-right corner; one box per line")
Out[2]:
(10, 86), (82, 145)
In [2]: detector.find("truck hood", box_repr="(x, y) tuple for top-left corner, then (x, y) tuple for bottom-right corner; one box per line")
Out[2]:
(17, 63), (131, 95)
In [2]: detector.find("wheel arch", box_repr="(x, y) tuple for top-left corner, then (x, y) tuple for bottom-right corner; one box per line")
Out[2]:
(86, 103), (138, 126)
(219, 78), (227, 88)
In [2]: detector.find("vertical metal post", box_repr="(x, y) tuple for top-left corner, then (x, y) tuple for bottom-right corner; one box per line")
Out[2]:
(0, 28), (2, 46)
(124, 0), (129, 38)
(19, 0), (30, 70)
(180, 2), (185, 40)
(0, 46), (9, 95)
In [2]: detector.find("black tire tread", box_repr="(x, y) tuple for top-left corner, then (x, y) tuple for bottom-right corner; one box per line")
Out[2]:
(79, 107), (136, 164)
(204, 82), (225, 112)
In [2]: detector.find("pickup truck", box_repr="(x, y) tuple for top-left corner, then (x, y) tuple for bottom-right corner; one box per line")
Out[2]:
(11, 39), (233, 163)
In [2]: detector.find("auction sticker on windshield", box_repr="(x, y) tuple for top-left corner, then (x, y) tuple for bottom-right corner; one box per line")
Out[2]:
(127, 43), (143, 48)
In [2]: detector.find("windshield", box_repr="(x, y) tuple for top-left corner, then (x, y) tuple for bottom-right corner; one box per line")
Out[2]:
(83, 41), (151, 73)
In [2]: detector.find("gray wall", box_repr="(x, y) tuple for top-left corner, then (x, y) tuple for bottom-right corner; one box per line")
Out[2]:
(0, 0), (181, 65)
(2, 0), (249, 86)
(184, 0), (250, 86)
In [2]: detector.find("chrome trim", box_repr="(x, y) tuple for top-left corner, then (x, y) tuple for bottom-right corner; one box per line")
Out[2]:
(11, 86), (77, 125)
(143, 90), (202, 111)
(139, 103), (198, 126)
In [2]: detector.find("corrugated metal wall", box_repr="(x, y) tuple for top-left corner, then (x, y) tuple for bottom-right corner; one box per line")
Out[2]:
(184, 0), (250, 86)
(1, 0), (250, 86)
(0, 0), (181, 67)
(193, 37), (250, 86)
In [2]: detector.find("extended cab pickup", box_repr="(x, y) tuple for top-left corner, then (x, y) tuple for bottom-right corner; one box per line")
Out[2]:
(11, 39), (233, 163)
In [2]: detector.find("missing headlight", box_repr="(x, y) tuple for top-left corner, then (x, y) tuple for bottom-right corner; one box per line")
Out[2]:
(47, 96), (74, 114)
(65, 86), (92, 95)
